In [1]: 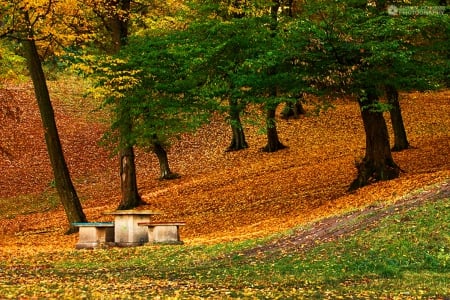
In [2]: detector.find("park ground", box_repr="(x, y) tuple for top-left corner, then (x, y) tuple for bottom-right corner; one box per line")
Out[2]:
(0, 80), (449, 298)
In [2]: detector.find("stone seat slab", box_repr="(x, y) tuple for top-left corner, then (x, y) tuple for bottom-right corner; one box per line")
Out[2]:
(138, 222), (185, 245)
(72, 222), (115, 249)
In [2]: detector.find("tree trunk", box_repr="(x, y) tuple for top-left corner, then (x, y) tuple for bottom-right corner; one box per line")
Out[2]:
(153, 139), (179, 180)
(262, 4), (286, 153)
(226, 98), (248, 151)
(107, 0), (130, 53)
(107, 0), (142, 210)
(117, 145), (142, 209)
(385, 85), (409, 151)
(349, 89), (400, 191)
(116, 108), (141, 210)
(23, 39), (87, 233)
(280, 99), (306, 120)
(262, 104), (286, 152)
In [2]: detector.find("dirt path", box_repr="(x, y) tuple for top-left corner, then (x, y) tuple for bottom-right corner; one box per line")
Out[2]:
(242, 181), (450, 256)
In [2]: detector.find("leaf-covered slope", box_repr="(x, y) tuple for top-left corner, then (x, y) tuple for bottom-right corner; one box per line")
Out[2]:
(0, 82), (449, 249)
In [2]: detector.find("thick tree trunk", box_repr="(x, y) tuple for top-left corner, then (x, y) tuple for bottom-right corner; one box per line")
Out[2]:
(24, 39), (87, 233)
(262, 104), (286, 152)
(385, 85), (409, 151)
(117, 145), (142, 209)
(349, 89), (400, 191)
(153, 141), (179, 180)
(226, 98), (248, 151)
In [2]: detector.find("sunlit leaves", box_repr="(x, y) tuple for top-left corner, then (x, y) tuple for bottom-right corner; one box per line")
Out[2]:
(72, 55), (142, 102)
(0, 0), (98, 61)
(0, 40), (27, 80)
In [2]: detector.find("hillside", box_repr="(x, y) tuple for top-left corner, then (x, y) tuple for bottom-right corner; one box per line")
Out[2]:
(0, 80), (449, 251)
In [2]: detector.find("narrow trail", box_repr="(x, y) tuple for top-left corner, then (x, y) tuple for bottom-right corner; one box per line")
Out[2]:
(242, 181), (450, 257)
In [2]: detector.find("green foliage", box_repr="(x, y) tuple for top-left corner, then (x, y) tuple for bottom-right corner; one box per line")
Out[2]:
(293, 0), (449, 109)
(116, 34), (215, 150)
(156, 13), (316, 134)
(80, 6), (318, 151)
(73, 29), (214, 152)
(80, 0), (449, 150)
(0, 40), (27, 81)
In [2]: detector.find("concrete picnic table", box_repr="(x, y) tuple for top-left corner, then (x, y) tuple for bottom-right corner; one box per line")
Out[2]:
(103, 210), (161, 247)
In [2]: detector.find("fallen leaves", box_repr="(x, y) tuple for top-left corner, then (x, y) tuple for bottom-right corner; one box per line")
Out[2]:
(0, 80), (449, 252)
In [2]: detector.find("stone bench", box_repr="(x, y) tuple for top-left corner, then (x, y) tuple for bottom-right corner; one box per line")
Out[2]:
(72, 222), (115, 249)
(138, 222), (186, 245)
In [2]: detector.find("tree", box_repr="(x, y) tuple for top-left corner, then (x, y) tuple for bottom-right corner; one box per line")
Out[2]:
(226, 98), (248, 151)
(86, 30), (212, 181)
(280, 98), (306, 120)
(152, 136), (180, 180)
(177, 18), (257, 152)
(206, 0), (249, 152)
(261, 0), (286, 152)
(0, 0), (87, 232)
(220, 0), (312, 152)
(106, 0), (143, 210)
(295, 0), (448, 189)
(349, 89), (400, 190)
(277, 0), (307, 122)
(187, 0), (297, 152)
(385, 85), (409, 151)
(263, 100), (287, 152)
(84, 0), (142, 209)
(380, 0), (449, 152)
(80, 0), (195, 205)
(188, 9), (297, 152)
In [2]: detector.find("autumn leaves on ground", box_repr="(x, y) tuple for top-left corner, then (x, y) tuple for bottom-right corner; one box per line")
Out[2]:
(0, 81), (449, 253)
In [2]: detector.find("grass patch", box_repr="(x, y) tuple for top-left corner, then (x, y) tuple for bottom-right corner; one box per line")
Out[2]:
(46, 75), (109, 123)
(1, 197), (449, 299)
(0, 190), (59, 219)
